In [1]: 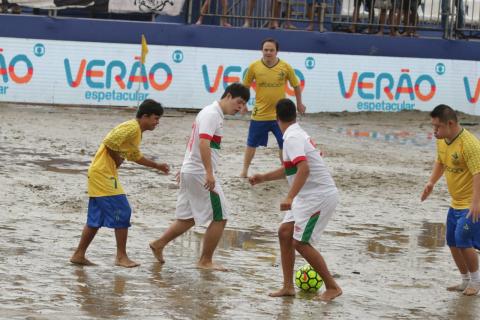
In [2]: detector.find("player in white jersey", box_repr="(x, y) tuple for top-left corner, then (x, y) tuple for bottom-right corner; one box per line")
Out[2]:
(249, 98), (342, 301)
(150, 83), (250, 270)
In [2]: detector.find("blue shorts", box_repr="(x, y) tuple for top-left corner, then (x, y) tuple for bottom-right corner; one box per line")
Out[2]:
(446, 207), (480, 249)
(87, 195), (132, 229)
(247, 120), (283, 149)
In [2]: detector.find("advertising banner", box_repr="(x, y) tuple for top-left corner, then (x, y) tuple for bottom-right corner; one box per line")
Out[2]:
(0, 37), (479, 114)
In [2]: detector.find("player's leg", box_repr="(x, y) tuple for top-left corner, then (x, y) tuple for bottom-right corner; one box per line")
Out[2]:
(70, 225), (99, 265)
(455, 212), (480, 295)
(198, 219), (228, 270)
(294, 194), (341, 301)
(269, 221), (296, 297)
(150, 219), (195, 263)
(70, 197), (103, 265)
(150, 173), (195, 263)
(241, 121), (268, 177)
(198, 181), (229, 270)
(114, 228), (139, 268)
(446, 208), (471, 291)
(460, 247), (480, 295)
(100, 195), (138, 268)
(295, 241), (342, 301)
(270, 120), (284, 164)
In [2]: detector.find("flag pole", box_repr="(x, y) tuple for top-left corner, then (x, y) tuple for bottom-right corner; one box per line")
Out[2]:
(137, 34), (149, 108)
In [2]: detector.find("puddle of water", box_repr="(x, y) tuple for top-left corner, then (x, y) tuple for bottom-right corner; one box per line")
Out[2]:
(29, 159), (90, 174)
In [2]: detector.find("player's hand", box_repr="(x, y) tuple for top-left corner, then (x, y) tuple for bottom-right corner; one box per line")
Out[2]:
(156, 163), (170, 174)
(248, 174), (264, 186)
(280, 197), (293, 211)
(204, 172), (215, 191)
(240, 105), (248, 115)
(421, 181), (434, 201)
(297, 103), (306, 115)
(174, 170), (180, 184)
(467, 203), (480, 223)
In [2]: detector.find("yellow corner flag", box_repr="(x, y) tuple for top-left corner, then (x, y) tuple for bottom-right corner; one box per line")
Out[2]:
(141, 34), (149, 64)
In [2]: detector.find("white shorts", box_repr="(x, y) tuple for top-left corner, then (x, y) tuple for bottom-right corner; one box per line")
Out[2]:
(282, 191), (338, 244)
(175, 172), (229, 226)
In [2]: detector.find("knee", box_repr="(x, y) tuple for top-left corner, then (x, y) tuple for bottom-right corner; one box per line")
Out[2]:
(293, 239), (307, 251)
(277, 225), (292, 240)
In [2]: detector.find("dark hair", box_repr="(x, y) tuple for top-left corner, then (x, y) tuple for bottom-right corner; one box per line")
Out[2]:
(261, 38), (279, 51)
(136, 99), (164, 118)
(221, 83), (250, 102)
(276, 99), (296, 122)
(430, 104), (457, 123)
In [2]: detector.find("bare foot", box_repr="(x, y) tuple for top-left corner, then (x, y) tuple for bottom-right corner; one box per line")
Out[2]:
(316, 288), (343, 301)
(306, 25), (314, 31)
(268, 287), (296, 297)
(221, 21), (232, 27)
(115, 256), (140, 268)
(239, 172), (248, 178)
(70, 255), (96, 266)
(447, 282), (468, 292)
(463, 282), (480, 296)
(149, 242), (165, 264)
(197, 261), (228, 271)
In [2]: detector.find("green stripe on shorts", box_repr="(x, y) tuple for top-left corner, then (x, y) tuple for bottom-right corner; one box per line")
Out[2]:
(210, 191), (224, 221)
(301, 211), (320, 243)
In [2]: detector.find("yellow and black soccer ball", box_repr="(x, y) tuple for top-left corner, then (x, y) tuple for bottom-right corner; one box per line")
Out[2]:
(295, 264), (324, 292)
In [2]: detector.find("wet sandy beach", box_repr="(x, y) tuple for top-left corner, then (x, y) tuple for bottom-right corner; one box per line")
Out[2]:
(1, 103), (479, 319)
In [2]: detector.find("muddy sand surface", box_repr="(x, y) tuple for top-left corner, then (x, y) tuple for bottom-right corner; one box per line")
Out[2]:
(1, 103), (479, 319)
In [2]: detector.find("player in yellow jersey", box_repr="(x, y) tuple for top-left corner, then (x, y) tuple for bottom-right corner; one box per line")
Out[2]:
(421, 104), (480, 296)
(240, 38), (306, 178)
(70, 99), (170, 268)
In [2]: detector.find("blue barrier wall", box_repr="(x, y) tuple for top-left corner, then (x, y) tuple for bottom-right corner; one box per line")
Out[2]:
(0, 14), (479, 61)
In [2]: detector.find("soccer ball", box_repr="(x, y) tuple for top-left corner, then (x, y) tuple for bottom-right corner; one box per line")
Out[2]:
(295, 264), (323, 292)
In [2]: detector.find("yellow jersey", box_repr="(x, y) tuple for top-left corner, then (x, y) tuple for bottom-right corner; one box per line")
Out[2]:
(88, 119), (143, 197)
(436, 128), (480, 209)
(243, 59), (299, 121)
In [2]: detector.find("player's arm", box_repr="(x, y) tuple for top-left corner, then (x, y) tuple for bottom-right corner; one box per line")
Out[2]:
(420, 161), (444, 201)
(199, 138), (215, 191)
(464, 139), (480, 222)
(281, 160), (309, 211)
(106, 146), (124, 168)
(241, 66), (254, 114)
(135, 157), (169, 174)
(468, 174), (480, 223)
(286, 64), (305, 115)
(293, 86), (306, 115)
(249, 167), (285, 185)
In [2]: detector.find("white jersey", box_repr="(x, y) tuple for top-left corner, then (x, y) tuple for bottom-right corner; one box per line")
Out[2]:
(282, 123), (337, 197)
(181, 101), (224, 174)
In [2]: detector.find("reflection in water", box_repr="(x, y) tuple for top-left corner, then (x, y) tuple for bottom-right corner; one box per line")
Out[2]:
(445, 294), (479, 320)
(192, 228), (275, 250)
(367, 239), (404, 255)
(357, 224), (409, 257)
(73, 268), (127, 318)
(417, 222), (445, 249)
(276, 298), (294, 320)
